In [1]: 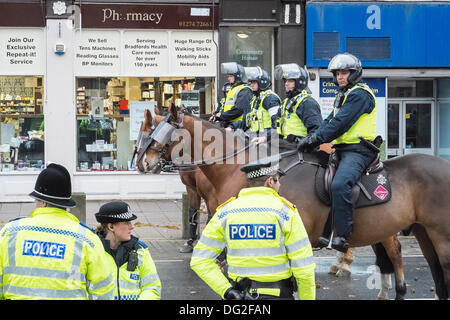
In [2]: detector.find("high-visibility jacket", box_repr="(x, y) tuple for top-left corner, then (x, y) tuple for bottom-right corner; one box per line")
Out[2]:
(332, 83), (377, 144)
(223, 84), (251, 122)
(100, 236), (161, 300)
(0, 207), (115, 300)
(278, 91), (310, 138)
(190, 187), (316, 300)
(247, 89), (281, 133)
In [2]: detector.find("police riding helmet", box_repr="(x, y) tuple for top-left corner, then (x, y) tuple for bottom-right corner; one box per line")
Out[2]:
(328, 53), (362, 87)
(244, 66), (271, 91)
(221, 62), (247, 83)
(274, 63), (308, 92)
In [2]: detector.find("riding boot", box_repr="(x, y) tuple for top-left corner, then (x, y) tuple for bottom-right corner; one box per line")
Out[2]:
(180, 208), (199, 253)
(331, 236), (350, 253)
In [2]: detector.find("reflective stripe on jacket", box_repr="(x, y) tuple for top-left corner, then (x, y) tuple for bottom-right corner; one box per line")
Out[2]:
(278, 92), (310, 138)
(190, 187), (316, 300)
(223, 84), (251, 122)
(332, 83), (377, 144)
(104, 242), (161, 300)
(0, 207), (114, 300)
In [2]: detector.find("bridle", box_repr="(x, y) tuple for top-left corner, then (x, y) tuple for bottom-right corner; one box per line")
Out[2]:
(132, 113), (185, 170)
(132, 110), (252, 171)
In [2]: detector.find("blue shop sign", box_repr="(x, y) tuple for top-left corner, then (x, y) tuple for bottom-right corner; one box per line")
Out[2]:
(307, 2), (450, 67)
(320, 78), (386, 98)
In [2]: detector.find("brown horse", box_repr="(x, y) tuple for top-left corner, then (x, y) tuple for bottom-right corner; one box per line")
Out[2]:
(136, 109), (448, 300)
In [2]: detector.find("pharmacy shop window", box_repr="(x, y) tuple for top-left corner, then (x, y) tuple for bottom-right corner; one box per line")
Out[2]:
(76, 76), (213, 172)
(0, 76), (44, 172)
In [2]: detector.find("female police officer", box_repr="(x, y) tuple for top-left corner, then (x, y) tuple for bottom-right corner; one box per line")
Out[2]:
(95, 201), (162, 300)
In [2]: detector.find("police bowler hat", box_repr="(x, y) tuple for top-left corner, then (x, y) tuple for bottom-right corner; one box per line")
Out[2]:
(241, 156), (286, 180)
(95, 201), (137, 223)
(29, 163), (76, 208)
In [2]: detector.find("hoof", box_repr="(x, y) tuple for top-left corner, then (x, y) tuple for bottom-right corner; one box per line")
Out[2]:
(328, 264), (340, 274)
(335, 267), (351, 278)
(377, 295), (390, 300)
(179, 242), (194, 253)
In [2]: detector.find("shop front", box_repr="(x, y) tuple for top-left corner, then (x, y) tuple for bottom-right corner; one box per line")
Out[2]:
(218, 0), (306, 98)
(306, 1), (450, 161)
(0, 1), (219, 201)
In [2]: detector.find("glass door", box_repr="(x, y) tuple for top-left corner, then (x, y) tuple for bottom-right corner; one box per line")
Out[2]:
(387, 100), (434, 157)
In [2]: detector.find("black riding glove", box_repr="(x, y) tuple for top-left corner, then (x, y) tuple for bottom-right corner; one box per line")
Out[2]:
(224, 288), (243, 300)
(297, 134), (320, 152)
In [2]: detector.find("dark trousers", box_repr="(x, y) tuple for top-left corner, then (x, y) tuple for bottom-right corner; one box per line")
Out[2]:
(330, 149), (376, 237)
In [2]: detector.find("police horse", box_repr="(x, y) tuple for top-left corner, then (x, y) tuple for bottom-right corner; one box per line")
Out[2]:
(135, 107), (450, 300)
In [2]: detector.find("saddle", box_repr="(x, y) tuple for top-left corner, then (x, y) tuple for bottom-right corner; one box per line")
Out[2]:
(316, 151), (391, 208)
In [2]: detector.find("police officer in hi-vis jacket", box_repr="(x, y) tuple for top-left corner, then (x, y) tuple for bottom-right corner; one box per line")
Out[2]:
(0, 163), (114, 300)
(297, 53), (378, 253)
(212, 62), (253, 130)
(190, 158), (316, 300)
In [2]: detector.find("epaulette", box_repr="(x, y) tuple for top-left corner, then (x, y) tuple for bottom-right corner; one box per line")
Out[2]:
(79, 222), (96, 234)
(8, 217), (25, 223)
(137, 240), (148, 249)
(279, 196), (297, 211)
(216, 197), (236, 211)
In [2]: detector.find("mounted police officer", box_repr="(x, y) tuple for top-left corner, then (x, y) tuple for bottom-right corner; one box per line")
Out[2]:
(191, 159), (316, 300)
(275, 63), (323, 143)
(211, 82), (233, 119)
(95, 201), (162, 300)
(0, 163), (115, 300)
(244, 66), (281, 143)
(212, 62), (253, 130)
(297, 53), (378, 253)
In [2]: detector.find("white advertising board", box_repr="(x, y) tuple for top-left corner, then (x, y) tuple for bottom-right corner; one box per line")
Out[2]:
(0, 28), (44, 75)
(75, 30), (121, 76)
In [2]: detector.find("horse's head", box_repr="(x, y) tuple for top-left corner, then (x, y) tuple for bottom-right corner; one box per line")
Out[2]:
(134, 104), (184, 174)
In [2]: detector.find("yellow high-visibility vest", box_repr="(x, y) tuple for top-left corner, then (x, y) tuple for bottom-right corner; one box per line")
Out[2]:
(332, 83), (377, 144)
(191, 187), (316, 300)
(278, 91), (310, 138)
(247, 89), (280, 133)
(223, 84), (251, 122)
(102, 240), (161, 300)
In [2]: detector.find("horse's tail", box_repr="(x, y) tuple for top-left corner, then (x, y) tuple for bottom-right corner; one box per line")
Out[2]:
(374, 242), (396, 274)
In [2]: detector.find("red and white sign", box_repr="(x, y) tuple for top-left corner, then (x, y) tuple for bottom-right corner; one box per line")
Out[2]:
(374, 185), (389, 200)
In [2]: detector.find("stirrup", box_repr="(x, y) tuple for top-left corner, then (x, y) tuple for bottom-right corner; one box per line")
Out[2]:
(318, 231), (334, 250)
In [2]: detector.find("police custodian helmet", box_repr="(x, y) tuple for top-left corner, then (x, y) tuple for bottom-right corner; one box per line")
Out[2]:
(245, 66), (271, 91)
(29, 163), (76, 208)
(328, 53), (363, 86)
(95, 201), (137, 223)
(221, 62), (247, 83)
(274, 63), (308, 92)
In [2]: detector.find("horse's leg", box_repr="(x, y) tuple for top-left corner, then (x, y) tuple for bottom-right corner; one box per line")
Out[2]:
(419, 226), (450, 299)
(332, 249), (353, 277)
(412, 224), (448, 299)
(180, 186), (202, 253)
(375, 237), (407, 300)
